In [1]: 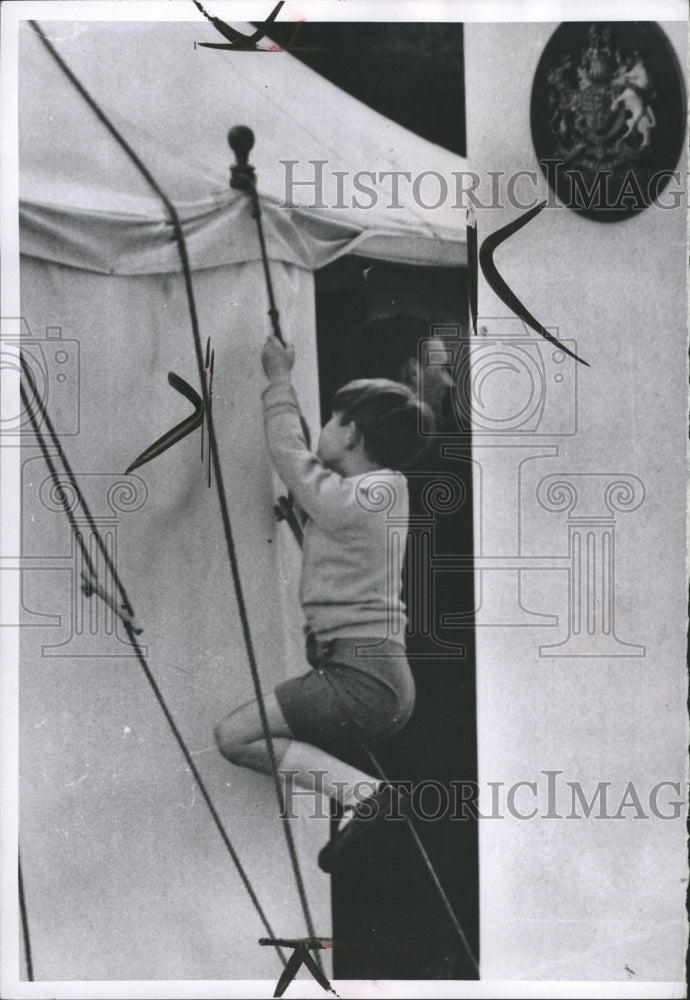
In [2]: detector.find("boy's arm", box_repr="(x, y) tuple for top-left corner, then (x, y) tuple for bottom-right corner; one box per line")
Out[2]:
(262, 380), (359, 534)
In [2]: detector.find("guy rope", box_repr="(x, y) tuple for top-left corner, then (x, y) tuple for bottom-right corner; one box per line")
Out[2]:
(21, 19), (323, 976)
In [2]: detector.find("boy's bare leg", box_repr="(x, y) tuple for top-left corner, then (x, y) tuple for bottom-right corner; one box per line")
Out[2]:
(214, 694), (380, 808)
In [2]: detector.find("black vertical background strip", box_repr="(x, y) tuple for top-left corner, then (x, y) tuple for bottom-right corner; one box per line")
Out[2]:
(314, 259), (478, 980)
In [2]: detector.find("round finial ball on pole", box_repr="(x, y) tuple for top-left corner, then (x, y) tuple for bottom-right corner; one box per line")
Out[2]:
(228, 125), (255, 164)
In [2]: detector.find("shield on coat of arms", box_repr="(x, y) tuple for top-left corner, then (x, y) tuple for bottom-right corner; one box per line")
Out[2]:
(531, 22), (686, 221)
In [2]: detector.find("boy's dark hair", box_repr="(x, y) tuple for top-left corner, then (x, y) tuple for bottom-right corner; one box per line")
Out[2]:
(333, 378), (434, 471)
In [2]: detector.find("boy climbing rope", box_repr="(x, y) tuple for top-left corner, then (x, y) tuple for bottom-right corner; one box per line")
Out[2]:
(214, 335), (432, 871)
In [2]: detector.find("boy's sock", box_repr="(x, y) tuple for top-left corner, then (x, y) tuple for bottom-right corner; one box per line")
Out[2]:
(338, 782), (384, 827)
(278, 740), (380, 809)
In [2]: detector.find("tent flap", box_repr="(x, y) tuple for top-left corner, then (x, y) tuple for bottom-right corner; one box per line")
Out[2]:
(20, 194), (467, 275)
(19, 19), (468, 273)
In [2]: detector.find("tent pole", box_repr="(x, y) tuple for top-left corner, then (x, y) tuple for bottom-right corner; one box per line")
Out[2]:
(228, 125), (286, 346)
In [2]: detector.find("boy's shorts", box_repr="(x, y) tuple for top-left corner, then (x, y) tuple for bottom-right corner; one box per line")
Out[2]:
(275, 634), (415, 752)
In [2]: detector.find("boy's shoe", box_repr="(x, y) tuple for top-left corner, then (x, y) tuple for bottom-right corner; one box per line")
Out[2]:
(318, 783), (409, 873)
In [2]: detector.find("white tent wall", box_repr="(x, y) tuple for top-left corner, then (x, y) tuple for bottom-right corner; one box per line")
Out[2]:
(14, 15), (471, 982)
(17, 256), (329, 980)
(465, 22), (687, 981)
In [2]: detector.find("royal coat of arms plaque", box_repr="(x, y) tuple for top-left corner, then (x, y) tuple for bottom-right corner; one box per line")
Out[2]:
(531, 21), (686, 221)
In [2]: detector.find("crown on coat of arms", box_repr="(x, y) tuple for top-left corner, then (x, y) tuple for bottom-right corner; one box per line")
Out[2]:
(546, 24), (657, 171)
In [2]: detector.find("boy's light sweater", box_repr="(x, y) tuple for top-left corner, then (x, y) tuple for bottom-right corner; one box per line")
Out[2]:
(262, 380), (408, 643)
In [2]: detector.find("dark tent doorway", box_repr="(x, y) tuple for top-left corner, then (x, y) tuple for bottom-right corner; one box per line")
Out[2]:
(314, 256), (479, 980)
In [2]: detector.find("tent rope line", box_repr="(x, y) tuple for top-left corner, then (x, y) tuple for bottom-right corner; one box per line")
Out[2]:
(29, 18), (322, 969)
(18, 850), (34, 981)
(18, 356), (287, 969)
(364, 749), (480, 975)
(29, 18), (323, 970)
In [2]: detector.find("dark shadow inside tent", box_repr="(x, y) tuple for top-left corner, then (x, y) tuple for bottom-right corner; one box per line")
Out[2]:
(314, 257), (479, 980)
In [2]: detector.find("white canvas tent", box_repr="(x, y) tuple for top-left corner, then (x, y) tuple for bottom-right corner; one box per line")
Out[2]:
(15, 18), (468, 981)
(20, 20), (468, 271)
